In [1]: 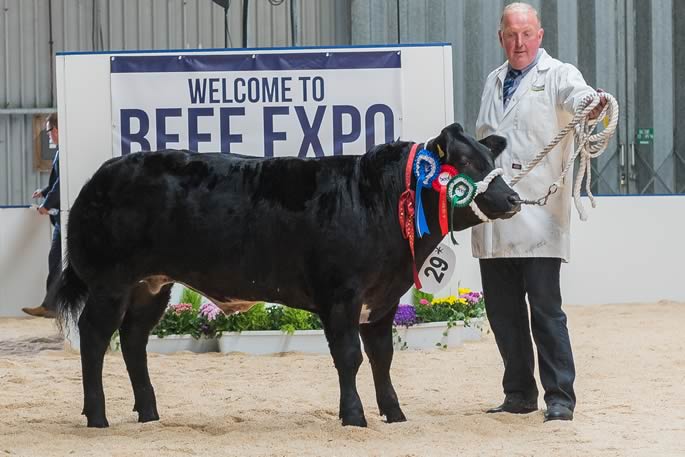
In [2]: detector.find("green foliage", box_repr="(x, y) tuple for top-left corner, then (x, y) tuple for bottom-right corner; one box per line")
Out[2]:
(150, 288), (324, 338)
(221, 303), (275, 332)
(152, 302), (227, 340)
(179, 287), (203, 311)
(218, 303), (323, 334)
(414, 301), (465, 324)
(411, 287), (434, 306)
(267, 305), (324, 334)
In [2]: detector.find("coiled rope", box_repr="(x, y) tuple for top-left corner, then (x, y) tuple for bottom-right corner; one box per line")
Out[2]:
(508, 91), (619, 220)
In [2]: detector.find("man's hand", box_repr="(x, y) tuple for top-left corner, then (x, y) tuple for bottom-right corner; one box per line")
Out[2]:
(589, 88), (608, 120)
(32, 188), (43, 199)
(37, 206), (50, 216)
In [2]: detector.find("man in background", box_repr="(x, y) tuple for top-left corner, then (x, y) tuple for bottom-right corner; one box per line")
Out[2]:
(23, 112), (60, 319)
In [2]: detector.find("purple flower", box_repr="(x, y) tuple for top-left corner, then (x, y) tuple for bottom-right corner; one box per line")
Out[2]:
(199, 322), (211, 335)
(199, 302), (223, 321)
(394, 304), (417, 327)
(461, 291), (482, 305)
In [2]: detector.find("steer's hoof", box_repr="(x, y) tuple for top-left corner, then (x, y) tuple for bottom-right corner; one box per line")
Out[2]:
(138, 409), (160, 423)
(341, 413), (367, 427)
(86, 416), (110, 428)
(384, 407), (407, 423)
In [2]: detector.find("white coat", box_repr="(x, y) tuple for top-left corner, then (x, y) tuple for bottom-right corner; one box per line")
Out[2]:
(472, 49), (596, 262)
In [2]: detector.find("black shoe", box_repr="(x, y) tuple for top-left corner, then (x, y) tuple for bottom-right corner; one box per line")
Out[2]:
(486, 396), (538, 414)
(544, 403), (573, 422)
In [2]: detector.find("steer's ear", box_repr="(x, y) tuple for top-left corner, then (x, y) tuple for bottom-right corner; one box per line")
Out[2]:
(479, 135), (507, 159)
(430, 123), (464, 161)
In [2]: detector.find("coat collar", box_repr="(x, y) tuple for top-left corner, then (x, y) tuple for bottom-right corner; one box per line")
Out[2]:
(497, 49), (551, 119)
(496, 48), (550, 84)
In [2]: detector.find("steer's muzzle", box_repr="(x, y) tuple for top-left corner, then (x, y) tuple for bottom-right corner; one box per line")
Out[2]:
(477, 175), (522, 220)
(501, 193), (522, 219)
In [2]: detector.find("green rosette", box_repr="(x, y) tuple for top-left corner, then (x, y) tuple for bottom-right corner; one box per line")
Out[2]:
(446, 174), (477, 208)
(446, 174), (477, 245)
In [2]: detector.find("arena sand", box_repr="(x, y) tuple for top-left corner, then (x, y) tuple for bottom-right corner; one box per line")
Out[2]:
(1, 301), (683, 457)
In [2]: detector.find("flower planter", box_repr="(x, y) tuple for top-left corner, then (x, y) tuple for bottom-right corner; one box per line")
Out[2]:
(144, 335), (219, 354)
(101, 318), (487, 355)
(461, 317), (486, 342)
(394, 318), (487, 350)
(219, 329), (329, 355)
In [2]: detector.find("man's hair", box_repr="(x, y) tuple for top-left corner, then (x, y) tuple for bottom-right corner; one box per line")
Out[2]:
(46, 112), (58, 129)
(499, 2), (541, 31)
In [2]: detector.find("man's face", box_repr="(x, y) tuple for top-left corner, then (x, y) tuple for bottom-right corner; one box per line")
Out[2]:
(46, 121), (58, 145)
(498, 11), (543, 70)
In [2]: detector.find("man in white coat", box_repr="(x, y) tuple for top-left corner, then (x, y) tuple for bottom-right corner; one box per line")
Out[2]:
(473, 2), (606, 422)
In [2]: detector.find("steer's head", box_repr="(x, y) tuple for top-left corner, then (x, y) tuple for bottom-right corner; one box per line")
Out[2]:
(425, 123), (521, 230)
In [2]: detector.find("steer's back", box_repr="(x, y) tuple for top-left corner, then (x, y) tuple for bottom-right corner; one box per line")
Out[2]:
(66, 149), (405, 306)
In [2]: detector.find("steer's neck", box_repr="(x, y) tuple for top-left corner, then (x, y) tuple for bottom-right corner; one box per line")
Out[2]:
(392, 142), (450, 273)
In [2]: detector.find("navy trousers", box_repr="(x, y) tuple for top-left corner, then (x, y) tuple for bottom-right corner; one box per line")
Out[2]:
(479, 257), (576, 409)
(41, 223), (62, 311)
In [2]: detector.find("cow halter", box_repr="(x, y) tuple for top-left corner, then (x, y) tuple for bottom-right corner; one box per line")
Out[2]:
(398, 142), (504, 288)
(448, 168), (505, 222)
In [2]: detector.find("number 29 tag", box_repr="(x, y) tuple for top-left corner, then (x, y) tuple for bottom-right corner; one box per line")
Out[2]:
(418, 242), (456, 295)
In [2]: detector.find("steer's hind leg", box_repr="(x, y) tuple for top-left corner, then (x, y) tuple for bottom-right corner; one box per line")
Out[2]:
(120, 283), (172, 423)
(320, 302), (366, 427)
(78, 290), (127, 428)
(360, 306), (406, 423)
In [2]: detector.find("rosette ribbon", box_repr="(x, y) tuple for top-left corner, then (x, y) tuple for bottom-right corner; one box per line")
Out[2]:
(413, 149), (440, 238)
(398, 143), (422, 289)
(432, 165), (459, 237)
(446, 174), (477, 245)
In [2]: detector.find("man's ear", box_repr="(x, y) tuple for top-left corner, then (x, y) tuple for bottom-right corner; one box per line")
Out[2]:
(479, 134), (507, 159)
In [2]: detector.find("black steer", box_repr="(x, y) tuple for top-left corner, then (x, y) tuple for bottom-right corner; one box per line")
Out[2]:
(54, 122), (520, 428)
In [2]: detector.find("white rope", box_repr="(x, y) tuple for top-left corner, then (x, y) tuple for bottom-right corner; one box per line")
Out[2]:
(470, 167), (504, 222)
(508, 91), (619, 220)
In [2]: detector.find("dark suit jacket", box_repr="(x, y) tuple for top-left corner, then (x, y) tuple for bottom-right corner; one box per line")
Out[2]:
(41, 149), (60, 225)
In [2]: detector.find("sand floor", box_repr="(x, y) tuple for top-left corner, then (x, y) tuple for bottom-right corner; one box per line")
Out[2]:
(0, 301), (683, 457)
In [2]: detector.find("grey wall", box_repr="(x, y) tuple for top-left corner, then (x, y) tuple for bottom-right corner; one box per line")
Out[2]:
(1, 0), (681, 204)
(0, 0), (349, 205)
(350, 0), (683, 195)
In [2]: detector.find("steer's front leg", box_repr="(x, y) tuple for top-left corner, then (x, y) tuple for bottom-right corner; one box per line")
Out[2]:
(360, 305), (406, 423)
(320, 302), (366, 427)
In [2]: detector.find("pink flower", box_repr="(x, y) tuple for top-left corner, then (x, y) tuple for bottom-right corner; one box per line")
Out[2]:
(171, 303), (192, 314)
(419, 298), (429, 305)
(200, 302), (223, 321)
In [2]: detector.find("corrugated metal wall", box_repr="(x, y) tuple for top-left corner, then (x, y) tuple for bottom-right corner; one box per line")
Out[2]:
(0, 0), (350, 205)
(1, 0), (682, 204)
(350, 0), (684, 195)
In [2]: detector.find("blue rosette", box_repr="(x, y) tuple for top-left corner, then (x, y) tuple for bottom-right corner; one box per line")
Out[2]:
(413, 148), (440, 237)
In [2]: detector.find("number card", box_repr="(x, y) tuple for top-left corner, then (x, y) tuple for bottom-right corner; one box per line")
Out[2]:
(418, 242), (456, 295)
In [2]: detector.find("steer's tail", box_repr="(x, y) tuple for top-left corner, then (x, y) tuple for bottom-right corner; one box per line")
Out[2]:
(52, 257), (89, 331)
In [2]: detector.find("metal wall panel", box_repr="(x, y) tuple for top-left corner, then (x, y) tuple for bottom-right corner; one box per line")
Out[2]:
(0, 0), (348, 205)
(1, 0), (682, 205)
(675, 0), (685, 193)
(350, 0), (683, 196)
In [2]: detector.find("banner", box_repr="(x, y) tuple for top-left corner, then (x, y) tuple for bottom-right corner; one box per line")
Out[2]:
(110, 50), (403, 157)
